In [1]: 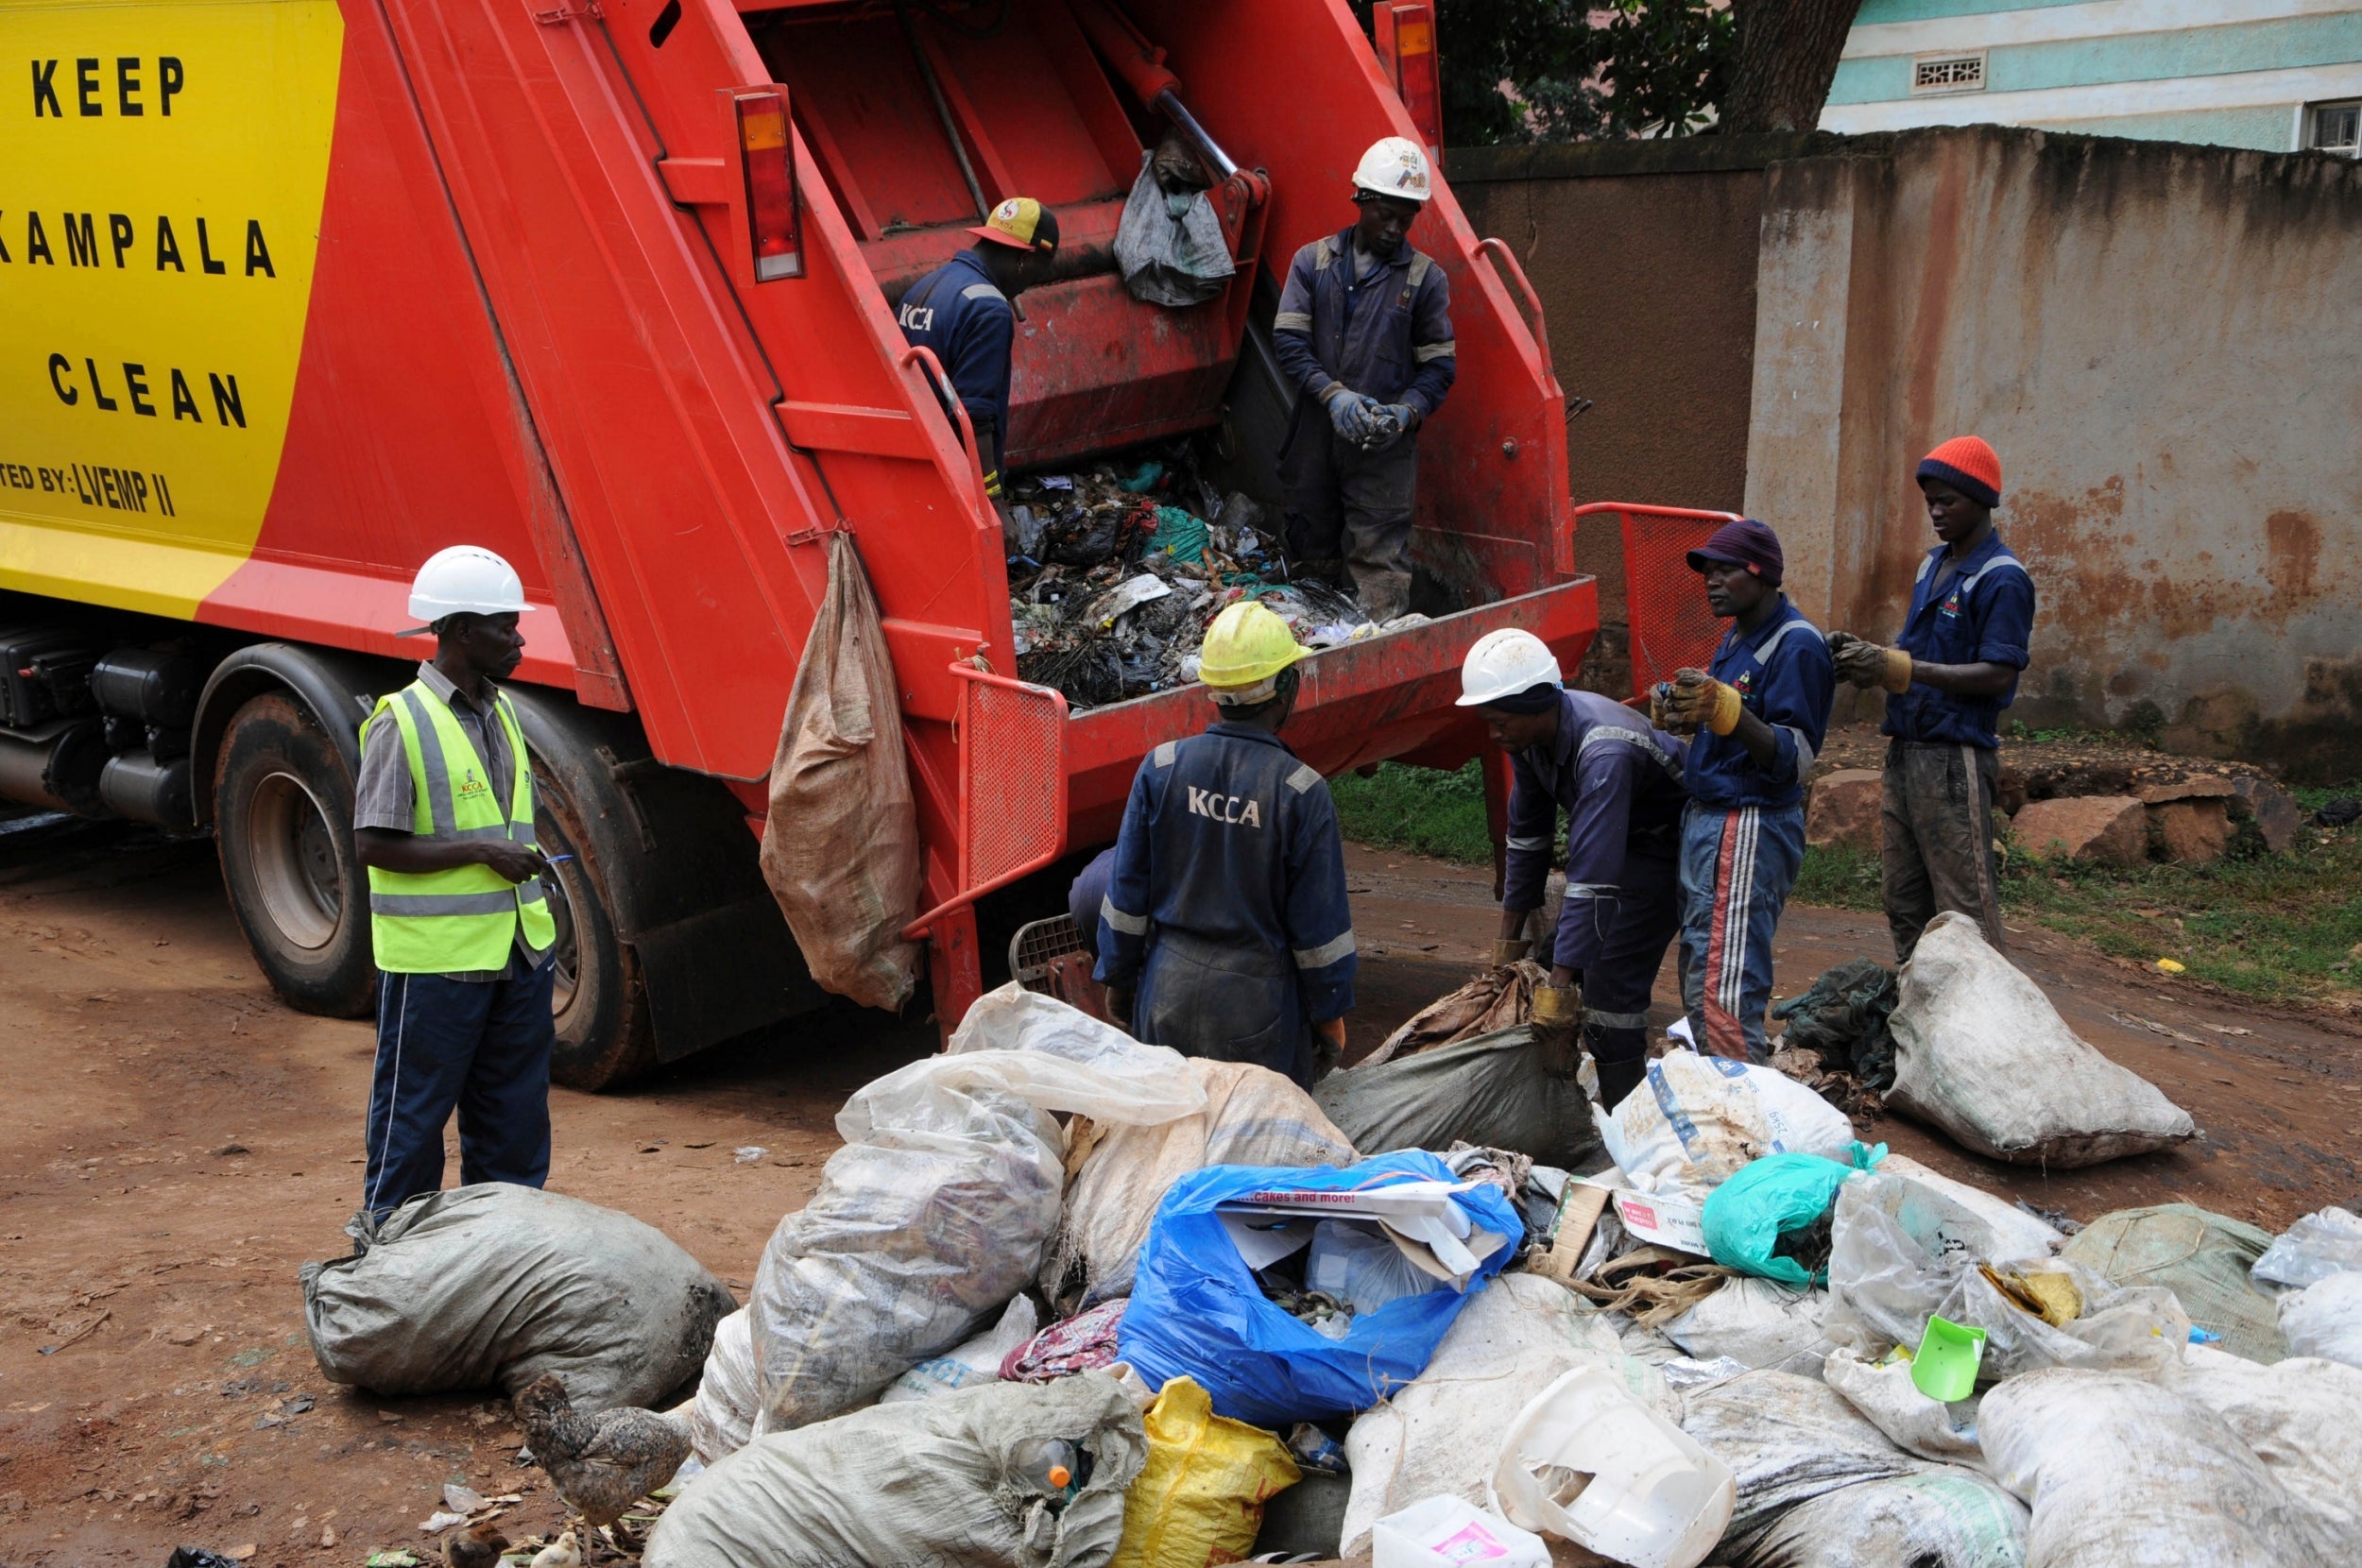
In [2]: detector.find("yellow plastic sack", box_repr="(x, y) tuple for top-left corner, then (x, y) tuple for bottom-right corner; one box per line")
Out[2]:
(1112, 1376), (1299, 1568)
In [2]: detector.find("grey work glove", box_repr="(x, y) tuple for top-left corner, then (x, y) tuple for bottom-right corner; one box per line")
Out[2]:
(1361, 403), (1418, 450)
(1325, 388), (1382, 443)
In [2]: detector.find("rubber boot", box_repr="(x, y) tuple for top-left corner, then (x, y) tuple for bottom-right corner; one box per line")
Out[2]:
(1591, 1032), (1649, 1113)
(1350, 566), (1412, 624)
(1595, 1053), (1646, 1114)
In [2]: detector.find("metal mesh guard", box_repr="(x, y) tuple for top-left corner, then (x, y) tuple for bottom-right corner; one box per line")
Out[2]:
(967, 675), (1066, 887)
(1010, 913), (1087, 983)
(1622, 511), (1729, 699)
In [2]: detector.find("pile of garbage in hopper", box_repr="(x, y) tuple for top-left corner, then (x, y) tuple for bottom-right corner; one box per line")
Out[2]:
(278, 911), (2362, 1568)
(1003, 445), (1422, 709)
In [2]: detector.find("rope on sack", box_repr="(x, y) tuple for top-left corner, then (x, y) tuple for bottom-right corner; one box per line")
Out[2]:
(1563, 1246), (1736, 1328)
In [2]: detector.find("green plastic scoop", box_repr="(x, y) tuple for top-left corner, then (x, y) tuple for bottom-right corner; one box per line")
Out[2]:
(1911, 1316), (1988, 1402)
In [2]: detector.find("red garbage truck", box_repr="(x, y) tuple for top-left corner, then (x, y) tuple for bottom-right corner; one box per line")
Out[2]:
(0, 0), (1714, 1085)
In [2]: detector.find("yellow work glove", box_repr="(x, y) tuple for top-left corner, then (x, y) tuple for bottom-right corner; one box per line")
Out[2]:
(1491, 937), (1532, 968)
(1832, 635), (1912, 693)
(1532, 982), (1583, 1030)
(1872, 646), (1914, 693)
(1664, 671), (1744, 736)
(1312, 1015), (1347, 1081)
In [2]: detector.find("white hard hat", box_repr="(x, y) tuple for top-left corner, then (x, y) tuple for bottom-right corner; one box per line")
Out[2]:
(1456, 628), (1561, 707)
(1352, 136), (1432, 203)
(407, 545), (532, 624)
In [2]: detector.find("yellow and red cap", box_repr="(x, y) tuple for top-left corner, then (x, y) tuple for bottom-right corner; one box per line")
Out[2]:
(970, 196), (1061, 252)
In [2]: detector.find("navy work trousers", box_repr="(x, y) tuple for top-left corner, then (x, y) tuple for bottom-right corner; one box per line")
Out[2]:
(362, 963), (555, 1223)
(1567, 840), (1684, 1108)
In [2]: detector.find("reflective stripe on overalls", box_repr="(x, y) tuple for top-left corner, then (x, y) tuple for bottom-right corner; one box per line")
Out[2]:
(365, 682), (555, 973)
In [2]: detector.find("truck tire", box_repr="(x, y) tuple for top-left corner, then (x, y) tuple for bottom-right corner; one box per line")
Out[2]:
(214, 691), (375, 1017)
(535, 771), (659, 1091)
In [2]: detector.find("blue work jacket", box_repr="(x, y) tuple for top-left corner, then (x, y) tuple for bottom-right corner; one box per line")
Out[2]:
(1686, 595), (1837, 810)
(896, 248), (1015, 445)
(1272, 228), (1456, 418)
(1095, 724), (1356, 1083)
(1503, 690), (1691, 975)
(1884, 531), (2036, 749)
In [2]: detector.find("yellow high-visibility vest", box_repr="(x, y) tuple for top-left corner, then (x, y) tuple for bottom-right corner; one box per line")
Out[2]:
(365, 680), (556, 974)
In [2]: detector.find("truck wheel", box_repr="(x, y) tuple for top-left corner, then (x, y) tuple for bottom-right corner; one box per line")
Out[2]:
(214, 692), (376, 1017)
(537, 775), (659, 1091)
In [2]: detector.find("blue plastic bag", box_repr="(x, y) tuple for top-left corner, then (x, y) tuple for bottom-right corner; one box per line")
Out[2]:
(1700, 1142), (1885, 1287)
(1115, 1152), (1520, 1428)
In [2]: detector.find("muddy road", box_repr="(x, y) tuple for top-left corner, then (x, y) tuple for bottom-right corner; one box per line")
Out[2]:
(1, 821), (2353, 1566)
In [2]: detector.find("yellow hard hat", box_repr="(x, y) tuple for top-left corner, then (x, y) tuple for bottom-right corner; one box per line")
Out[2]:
(1198, 600), (1307, 700)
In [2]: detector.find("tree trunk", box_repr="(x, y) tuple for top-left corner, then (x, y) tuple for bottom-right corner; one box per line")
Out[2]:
(1721, 0), (1862, 134)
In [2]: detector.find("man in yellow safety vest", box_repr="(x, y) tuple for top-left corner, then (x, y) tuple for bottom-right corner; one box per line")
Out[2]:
(351, 546), (556, 1222)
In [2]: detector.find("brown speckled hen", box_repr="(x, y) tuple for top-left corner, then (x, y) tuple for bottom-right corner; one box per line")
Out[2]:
(513, 1373), (691, 1528)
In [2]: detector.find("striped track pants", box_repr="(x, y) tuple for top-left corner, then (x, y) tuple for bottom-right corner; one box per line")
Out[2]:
(1678, 802), (1806, 1064)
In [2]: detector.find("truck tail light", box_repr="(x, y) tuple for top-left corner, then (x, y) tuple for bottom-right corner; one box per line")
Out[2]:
(735, 92), (801, 281)
(1375, 4), (1443, 169)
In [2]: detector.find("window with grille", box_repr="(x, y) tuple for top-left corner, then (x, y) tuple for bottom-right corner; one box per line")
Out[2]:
(1911, 53), (1987, 96)
(2309, 101), (2361, 156)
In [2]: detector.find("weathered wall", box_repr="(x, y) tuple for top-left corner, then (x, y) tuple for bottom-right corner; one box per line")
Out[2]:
(1453, 138), (1793, 692)
(1455, 126), (2362, 775)
(1747, 127), (2362, 776)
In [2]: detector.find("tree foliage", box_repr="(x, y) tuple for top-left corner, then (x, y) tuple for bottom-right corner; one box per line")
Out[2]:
(1356, 0), (1857, 145)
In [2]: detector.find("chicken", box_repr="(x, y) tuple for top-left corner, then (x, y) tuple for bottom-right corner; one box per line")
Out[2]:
(528, 1531), (581, 1568)
(513, 1374), (691, 1528)
(444, 1519), (510, 1568)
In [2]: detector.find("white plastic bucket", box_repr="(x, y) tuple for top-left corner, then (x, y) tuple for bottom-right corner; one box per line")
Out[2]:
(1487, 1365), (1736, 1568)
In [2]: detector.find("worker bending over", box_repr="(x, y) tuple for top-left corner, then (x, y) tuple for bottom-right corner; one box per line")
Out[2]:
(1271, 137), (1456, 624)
(1829, 436), (2035, 961)
(1095, 603), (1355, 1087)
(352, 547), (557, 1223)
(1463, 629), (1690, 1112)
(1657, 520), (1835, 1062)
(896, 196), (1060, 506)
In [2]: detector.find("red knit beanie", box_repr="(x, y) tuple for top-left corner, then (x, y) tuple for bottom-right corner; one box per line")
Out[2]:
(1917, 436), (2002, 509)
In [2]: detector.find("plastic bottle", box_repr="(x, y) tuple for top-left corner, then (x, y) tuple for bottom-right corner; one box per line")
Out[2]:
(1012, 1437), (1087, 1510)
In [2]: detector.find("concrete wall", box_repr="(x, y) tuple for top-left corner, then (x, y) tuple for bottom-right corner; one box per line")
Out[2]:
(1451, 125), (2362, 776)
(1747, 126), (2362, 776)
(1453, 138), (1791, 693)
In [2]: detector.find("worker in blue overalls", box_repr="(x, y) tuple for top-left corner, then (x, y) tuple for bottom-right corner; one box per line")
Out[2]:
(1462, 628), (1691, 1113)
(1095, 603), (1356, 1087)
(1828, 436), (2035, 962)
(1655, 519), (1836, 1063)
(896, 196), (1060, 507)
(1271, 137), (1456, 623)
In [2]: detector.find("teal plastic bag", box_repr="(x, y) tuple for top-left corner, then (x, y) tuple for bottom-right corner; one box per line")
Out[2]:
(1701, 1142), (1885, 1287)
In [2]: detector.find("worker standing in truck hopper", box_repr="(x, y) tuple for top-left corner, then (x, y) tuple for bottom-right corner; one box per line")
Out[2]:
(1463, 628), (1691, 1113)
(1654, 520), (1835, 1063)
(1271, 136), (1456, 625)
(1827, 436), (2034, 963)
(1094, 603), (1355, 1087)
(896, 196), (1061, 507)
(351, 547), (556, 1223)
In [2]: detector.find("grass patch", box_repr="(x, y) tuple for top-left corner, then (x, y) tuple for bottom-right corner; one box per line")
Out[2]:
(1328, 759), (1494, 864)
(1332, 757), (2362, 1010)
(1793, 844), (1884, 912)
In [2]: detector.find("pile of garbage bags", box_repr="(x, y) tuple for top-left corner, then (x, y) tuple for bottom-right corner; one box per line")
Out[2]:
(295, 929), (2362, 1568)
(1003, 444), (1418, 709)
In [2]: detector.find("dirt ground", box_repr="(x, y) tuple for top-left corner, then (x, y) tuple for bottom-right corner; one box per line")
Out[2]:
(2, 822), (2356, 1567)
